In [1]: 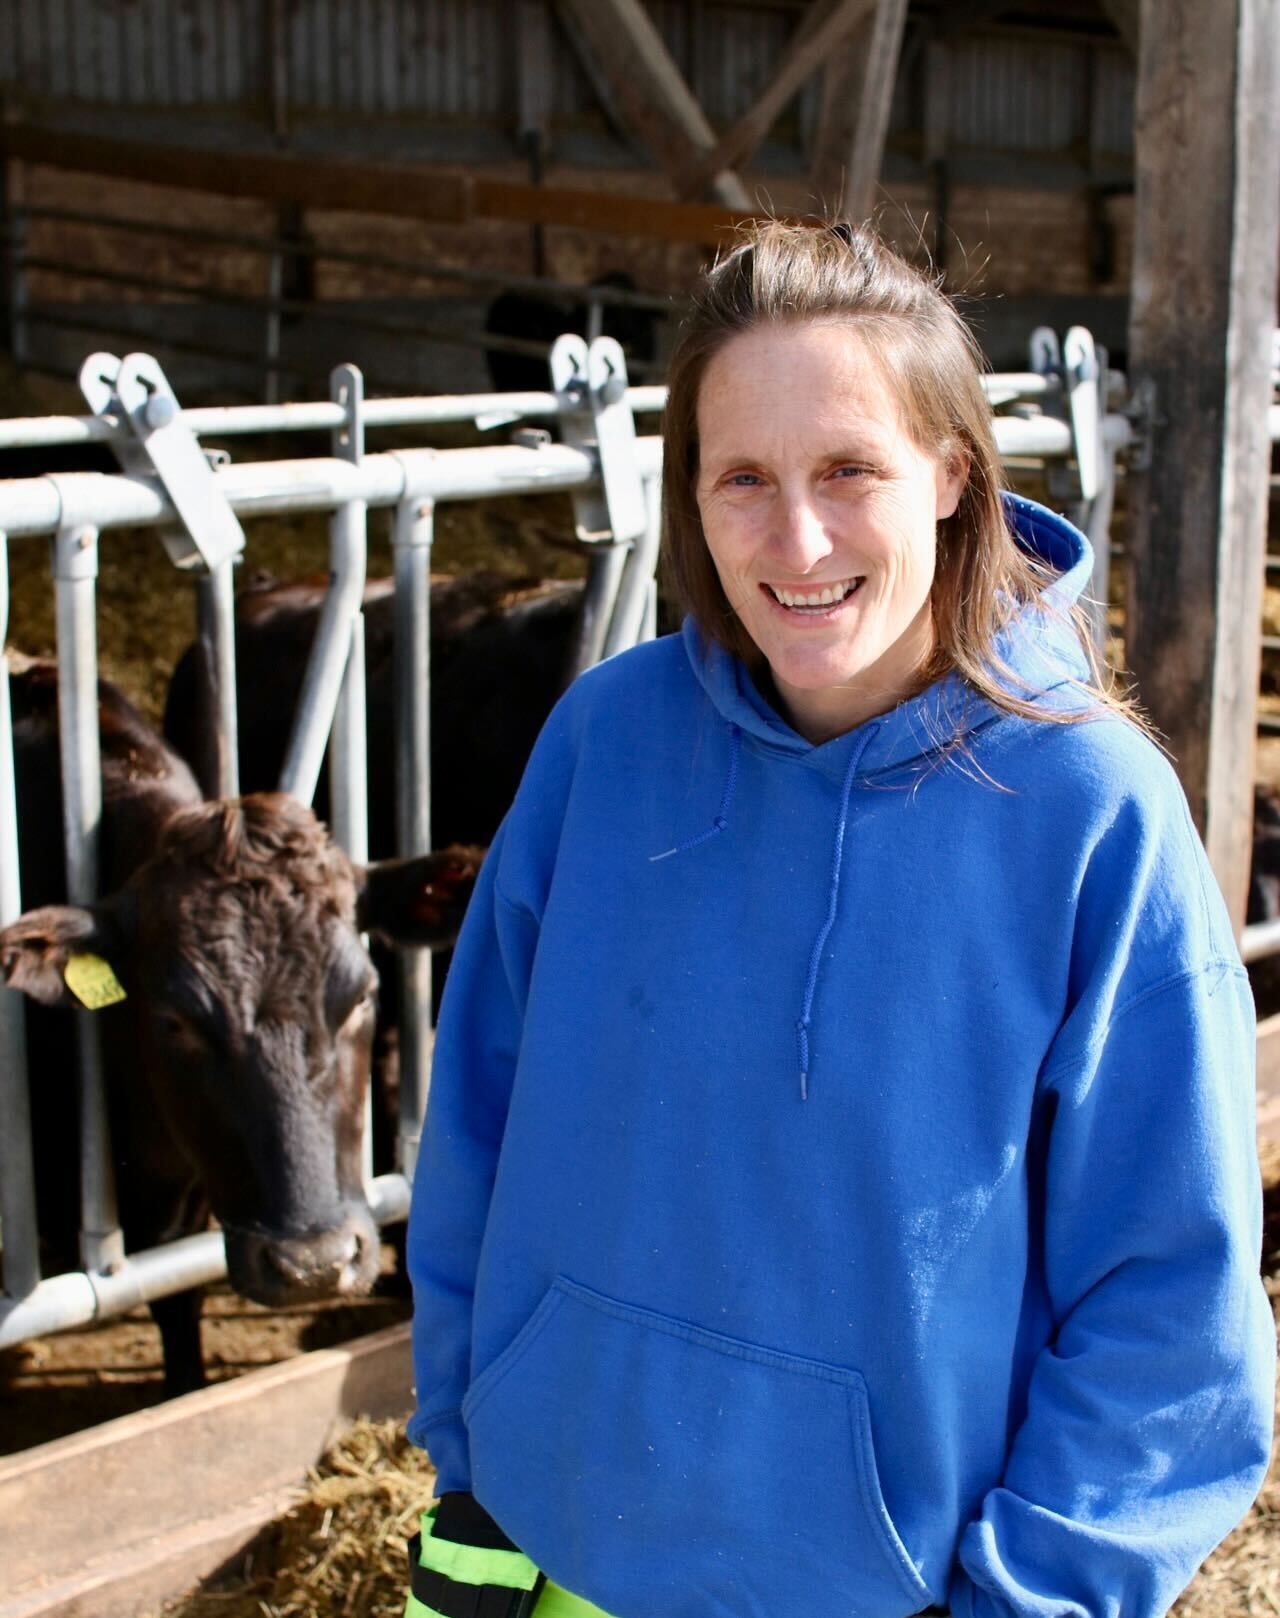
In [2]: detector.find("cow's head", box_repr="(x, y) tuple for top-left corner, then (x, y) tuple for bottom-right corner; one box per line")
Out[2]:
(0, 792), (481, 1305)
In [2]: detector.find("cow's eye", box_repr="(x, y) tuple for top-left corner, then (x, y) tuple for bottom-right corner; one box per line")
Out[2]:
(154, 1007), (204, 1048)
(341, 985), (377, 1028)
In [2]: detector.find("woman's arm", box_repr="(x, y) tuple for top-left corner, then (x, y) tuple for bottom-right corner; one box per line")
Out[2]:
(405, 818), (542, 1492)
(950, 960), (1275, 1618)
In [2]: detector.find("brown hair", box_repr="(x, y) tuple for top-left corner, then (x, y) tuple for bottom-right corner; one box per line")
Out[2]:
(661, 218), (1141, 735)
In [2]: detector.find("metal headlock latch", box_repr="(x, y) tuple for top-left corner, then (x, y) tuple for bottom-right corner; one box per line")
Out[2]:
(78, 352), (246, 573)
(1029, 324), (1104, 507)
(550, 333), (649, 675)
(550, 332), (647, 548)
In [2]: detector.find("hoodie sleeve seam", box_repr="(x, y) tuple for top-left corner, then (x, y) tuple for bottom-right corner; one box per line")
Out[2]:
(1038, 956), (1248, 1088)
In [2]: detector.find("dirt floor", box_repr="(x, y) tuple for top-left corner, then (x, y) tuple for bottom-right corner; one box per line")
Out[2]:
(0, 1243), (412, 1456)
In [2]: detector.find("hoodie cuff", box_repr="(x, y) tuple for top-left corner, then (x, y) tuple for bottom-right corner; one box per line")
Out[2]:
(405, 1409), (472, 1496)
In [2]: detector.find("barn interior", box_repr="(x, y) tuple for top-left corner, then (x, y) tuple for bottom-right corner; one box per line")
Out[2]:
(0, 4), (1278, 1617)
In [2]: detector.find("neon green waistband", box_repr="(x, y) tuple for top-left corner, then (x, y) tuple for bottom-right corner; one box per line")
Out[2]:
(535, 1578), (616, 1618)
(406, 1575), (615, 1618)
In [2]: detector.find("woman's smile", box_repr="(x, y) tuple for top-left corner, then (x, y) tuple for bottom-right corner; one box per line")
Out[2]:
(763, 577), (865, 612)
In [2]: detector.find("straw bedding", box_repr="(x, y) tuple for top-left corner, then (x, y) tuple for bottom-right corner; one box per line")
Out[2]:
(158, 1163), (1280, 1618)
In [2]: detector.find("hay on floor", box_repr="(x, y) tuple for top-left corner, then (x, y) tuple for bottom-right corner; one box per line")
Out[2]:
(161, 1173), (1280, 1618)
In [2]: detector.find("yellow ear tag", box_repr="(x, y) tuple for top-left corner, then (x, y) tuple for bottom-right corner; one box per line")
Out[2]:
(64, 953), (127, 1011)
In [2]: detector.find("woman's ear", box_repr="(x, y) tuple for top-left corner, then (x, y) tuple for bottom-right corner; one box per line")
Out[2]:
(935, 451), (969, 523)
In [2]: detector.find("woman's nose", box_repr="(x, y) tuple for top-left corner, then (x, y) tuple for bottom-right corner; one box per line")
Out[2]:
(770, 497), (834, 573)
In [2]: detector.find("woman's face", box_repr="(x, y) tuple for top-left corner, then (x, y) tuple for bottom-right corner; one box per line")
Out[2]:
(695, 322), (965, 743)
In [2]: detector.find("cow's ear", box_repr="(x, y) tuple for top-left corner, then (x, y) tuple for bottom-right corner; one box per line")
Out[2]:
(355, 845), (483, 949)
(0, 904), (131, 1009)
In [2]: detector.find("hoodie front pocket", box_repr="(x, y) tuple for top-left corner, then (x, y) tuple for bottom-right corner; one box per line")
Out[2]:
(462, 1277), (932, 1618)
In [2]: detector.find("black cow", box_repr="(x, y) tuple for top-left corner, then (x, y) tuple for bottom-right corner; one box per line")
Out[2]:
(164, 570), (586, 856)
(0, 657), (480, 1393)
(482, 271), (661, 393)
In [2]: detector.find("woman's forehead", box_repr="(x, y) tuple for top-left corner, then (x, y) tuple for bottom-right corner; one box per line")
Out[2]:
(696, 322), (906, 455)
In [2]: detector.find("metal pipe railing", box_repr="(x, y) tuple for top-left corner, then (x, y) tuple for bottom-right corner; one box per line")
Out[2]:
(392, 496), (435, 1184)
(0, 376), (1060, 452)
(194, 561), (240, 799)
(327, 364), (371, 869)
(0, 1170), (410, 1348)
(51, 518), (124, 1276)
(0, 388), (667, 450)
(0, 439), (665, 536)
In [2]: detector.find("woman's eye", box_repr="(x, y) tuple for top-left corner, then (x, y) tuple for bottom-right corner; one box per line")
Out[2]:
(726, 472), (763, 487)
(831, 464), (868, 480)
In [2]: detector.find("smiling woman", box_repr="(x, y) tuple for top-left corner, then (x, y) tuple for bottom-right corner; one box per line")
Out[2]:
(399, 220), (1274, 1618)
(694, 320), (964, 740)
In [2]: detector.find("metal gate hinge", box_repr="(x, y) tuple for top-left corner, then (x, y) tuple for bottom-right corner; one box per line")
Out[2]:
(79, 352), (245, 573)
(1123, 377), (1158, 474)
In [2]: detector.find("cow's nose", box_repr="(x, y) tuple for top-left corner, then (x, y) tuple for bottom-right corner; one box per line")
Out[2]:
(226, 1205), (379, 1305)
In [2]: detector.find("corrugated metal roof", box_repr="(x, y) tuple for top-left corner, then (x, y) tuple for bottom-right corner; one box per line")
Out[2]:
(0, 0), (1134, 169)
(948, 33), (1088, 152)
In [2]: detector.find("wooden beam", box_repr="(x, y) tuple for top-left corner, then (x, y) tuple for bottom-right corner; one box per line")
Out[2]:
(1257, 1014), (1280, 1144)
(685, 0), (876, 194)
(552, 0), (751, 208)
(0, 1323), (414, 1617)
(0, 124), (760, 248)
(1124, 0), (1280, 930)
(1098, 0), (1139, 54)
(808, 0), (910, 219)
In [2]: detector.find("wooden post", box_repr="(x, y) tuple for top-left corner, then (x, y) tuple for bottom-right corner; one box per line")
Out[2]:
(1125, 0), (1280, 928)
(808, 0), (909, 222)
(553, 0), (751, 207)
(689, 0), (877, 195)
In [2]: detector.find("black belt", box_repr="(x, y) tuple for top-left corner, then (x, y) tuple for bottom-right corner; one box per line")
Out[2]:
(407, 1533), (546, 1618)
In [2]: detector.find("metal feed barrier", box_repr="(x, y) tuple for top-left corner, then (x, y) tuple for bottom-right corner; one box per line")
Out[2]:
(0, 328), (1137, 1351)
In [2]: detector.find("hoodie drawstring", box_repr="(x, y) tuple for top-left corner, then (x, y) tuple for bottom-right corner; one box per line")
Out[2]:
(796, 723), (881, 1101)
(649, 724), (742, 862)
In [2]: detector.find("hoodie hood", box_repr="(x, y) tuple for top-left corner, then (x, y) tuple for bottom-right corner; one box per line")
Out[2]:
(674, 493), (1098, 1096)
(682, 492), (1095, 778)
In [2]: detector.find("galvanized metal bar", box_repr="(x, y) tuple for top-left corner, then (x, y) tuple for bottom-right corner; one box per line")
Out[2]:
(0, 386), (668, 450)
(0, 412), (1106, 542)
(278, 477), (368, 808)
(0, 440), (624, 534)
(326, 365), (373, 1189)
(0, 373), (1071, 453)
(52, 520), (124, 1277)
(0, 1170), (409, 1349)
(328, 364), (369, 862)
(194, 560), (240, 798)
(606, 472), (664, 659)
(392, 496), (434, 1184)
(0, 529), (41, 1301)
(577, 546), (631, 673)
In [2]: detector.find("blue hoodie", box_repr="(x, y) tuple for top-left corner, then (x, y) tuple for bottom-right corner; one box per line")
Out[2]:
(407, 496), (1274, 1618)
